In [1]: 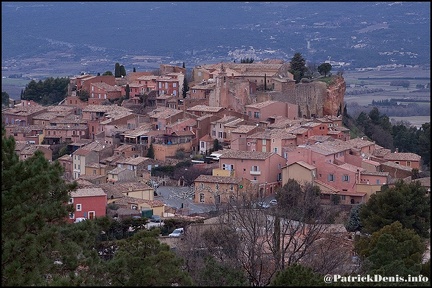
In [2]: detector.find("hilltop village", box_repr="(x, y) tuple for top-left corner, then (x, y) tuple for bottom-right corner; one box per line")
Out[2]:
(2, 60), (424, 221)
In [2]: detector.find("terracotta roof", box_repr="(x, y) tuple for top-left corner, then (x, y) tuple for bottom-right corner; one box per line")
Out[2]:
(231, 125), (257, 134)
(187, 105), (224, 113)
(70, 187), (106, 197)
(287, 161), (316, 171)
(373, 148), (391, 157)
(220, 149), (274, 160)
(383, 152), (421, 161)
(148, 107), (183, 119)
(108, 167), (128, 174)
(199, 134), (213, 142)
(360, 171), (389, 177)
(194, 175), (242, 184)
(380, 161), (413, 171)
(411, 177), (430, 187)
(245, 100), (279, 109)
(118, 156), (151, 166)
(338, 163), (365, 173)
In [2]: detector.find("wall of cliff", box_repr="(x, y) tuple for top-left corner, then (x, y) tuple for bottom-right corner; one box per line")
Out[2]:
(323, 75), (346, 116)
(265, 75), (346, 118)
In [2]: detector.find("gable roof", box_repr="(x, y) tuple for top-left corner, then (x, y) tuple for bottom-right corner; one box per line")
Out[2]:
(70, 187), (106, 198)
(220, 149), (274, 160)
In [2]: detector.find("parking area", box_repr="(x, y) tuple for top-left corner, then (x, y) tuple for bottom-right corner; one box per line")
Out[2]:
(155, 186), (215, 215)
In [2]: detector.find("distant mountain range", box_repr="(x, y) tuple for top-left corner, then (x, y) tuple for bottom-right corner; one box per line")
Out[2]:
(1, 1), (430, 76)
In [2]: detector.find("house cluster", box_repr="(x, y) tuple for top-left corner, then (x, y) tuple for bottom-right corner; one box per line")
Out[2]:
(2, 60), (424, 223)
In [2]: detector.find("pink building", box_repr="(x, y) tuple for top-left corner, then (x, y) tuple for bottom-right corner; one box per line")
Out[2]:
(230, 124), (261, 151)
(245, 100), (298, 122)
(218, 149), (286, 196)
(90, 82), (122, 101)
(44, 125), (89, 144)
(156, 73), (183, 97)
(68, 187), (107, 223)
(2, 105), (47, 126)
(148, 107), (184, 131)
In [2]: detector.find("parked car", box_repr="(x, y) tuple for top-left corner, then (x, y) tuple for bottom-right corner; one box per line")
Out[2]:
(269, 199), (277, 206)
(169, 228), (184, 237)
(257, 201), (270, 209)
(150, 215), (162, 223)
(74, 217), (87, 223)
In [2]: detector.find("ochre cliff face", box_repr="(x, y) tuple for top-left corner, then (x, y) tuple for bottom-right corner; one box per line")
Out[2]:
(323, 75), (346, 116)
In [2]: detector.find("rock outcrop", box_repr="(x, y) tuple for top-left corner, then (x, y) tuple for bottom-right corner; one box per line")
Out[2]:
(264, 75), (346, 118)
(323, 75), (346, 116)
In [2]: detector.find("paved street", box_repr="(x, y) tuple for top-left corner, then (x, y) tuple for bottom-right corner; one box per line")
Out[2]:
(154, 186), (215, 215)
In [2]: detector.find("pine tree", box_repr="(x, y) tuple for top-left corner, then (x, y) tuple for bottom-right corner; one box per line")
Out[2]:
(146, 143), (155, 159)
(114, 62), (121, 78)
(120, 65), (126, 77)
(289, 52), (307, 83)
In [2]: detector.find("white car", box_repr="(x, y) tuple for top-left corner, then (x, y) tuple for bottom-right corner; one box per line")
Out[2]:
(74, 217), (87, 223)
(269, 199), (277, 206)
(168, 228), (184, 237)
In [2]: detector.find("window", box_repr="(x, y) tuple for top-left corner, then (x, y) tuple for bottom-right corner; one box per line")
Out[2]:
(216, 183), (219, 190)
(230, 184), (233, 191)
(201, 183), (204, 189)
(76, 204), (82, 211)
(254, 112), (260, 118)
(407, 161), (411, 166)
(173, 83), (177, 87)
(93, 169), (96, 175)
(376, 179), (380, 184)
(328, 174), (335, 182)
(69, 213), (74, 219)
(218, 132), (223, 138)
(223, 164), (234, 171)
(199, 193), (204, 203)
(262, 139), (267, 145)
(341, 195), (346, 200)
(200, 141), (205, 148)
(342, 175), (350, 182)
(274, 147), (278, 153)
(251, 165), (259, 172)
(68, 198), (74, 204)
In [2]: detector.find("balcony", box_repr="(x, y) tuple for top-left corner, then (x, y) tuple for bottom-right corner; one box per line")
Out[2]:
(250, 170), (261, 175)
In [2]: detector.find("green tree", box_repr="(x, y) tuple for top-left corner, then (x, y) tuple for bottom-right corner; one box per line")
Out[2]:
(213, 139), (222, 151)
(355, 221), (426, 277)
(317, 62), (332, 77)
(133, 67), (136, 72)
(105, 229), (193, 286)
(146, 143), (155, 159)
(271, 264), (324, 286)
(114, 62), (121, 78)
(359, 180), (430, 238)
(125, 84), (130, 99)
(77, 89), (90, 102)
(346, 204), (362, 232)
(2, 91), (10, 106)
(197, 256), (248, 286)
(21, 77), (69, 105)
(182, 64), (189, 98)
(1, 128), (85, 286)
(289, 52), (307, 83)
(102, 70), (113, 76)
(120, 65), (126, 77)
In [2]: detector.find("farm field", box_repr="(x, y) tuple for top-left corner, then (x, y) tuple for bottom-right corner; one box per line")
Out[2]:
(389, 116), (430, 128)
(343, 66), (430, 106)
(343, 66), (430, 128)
